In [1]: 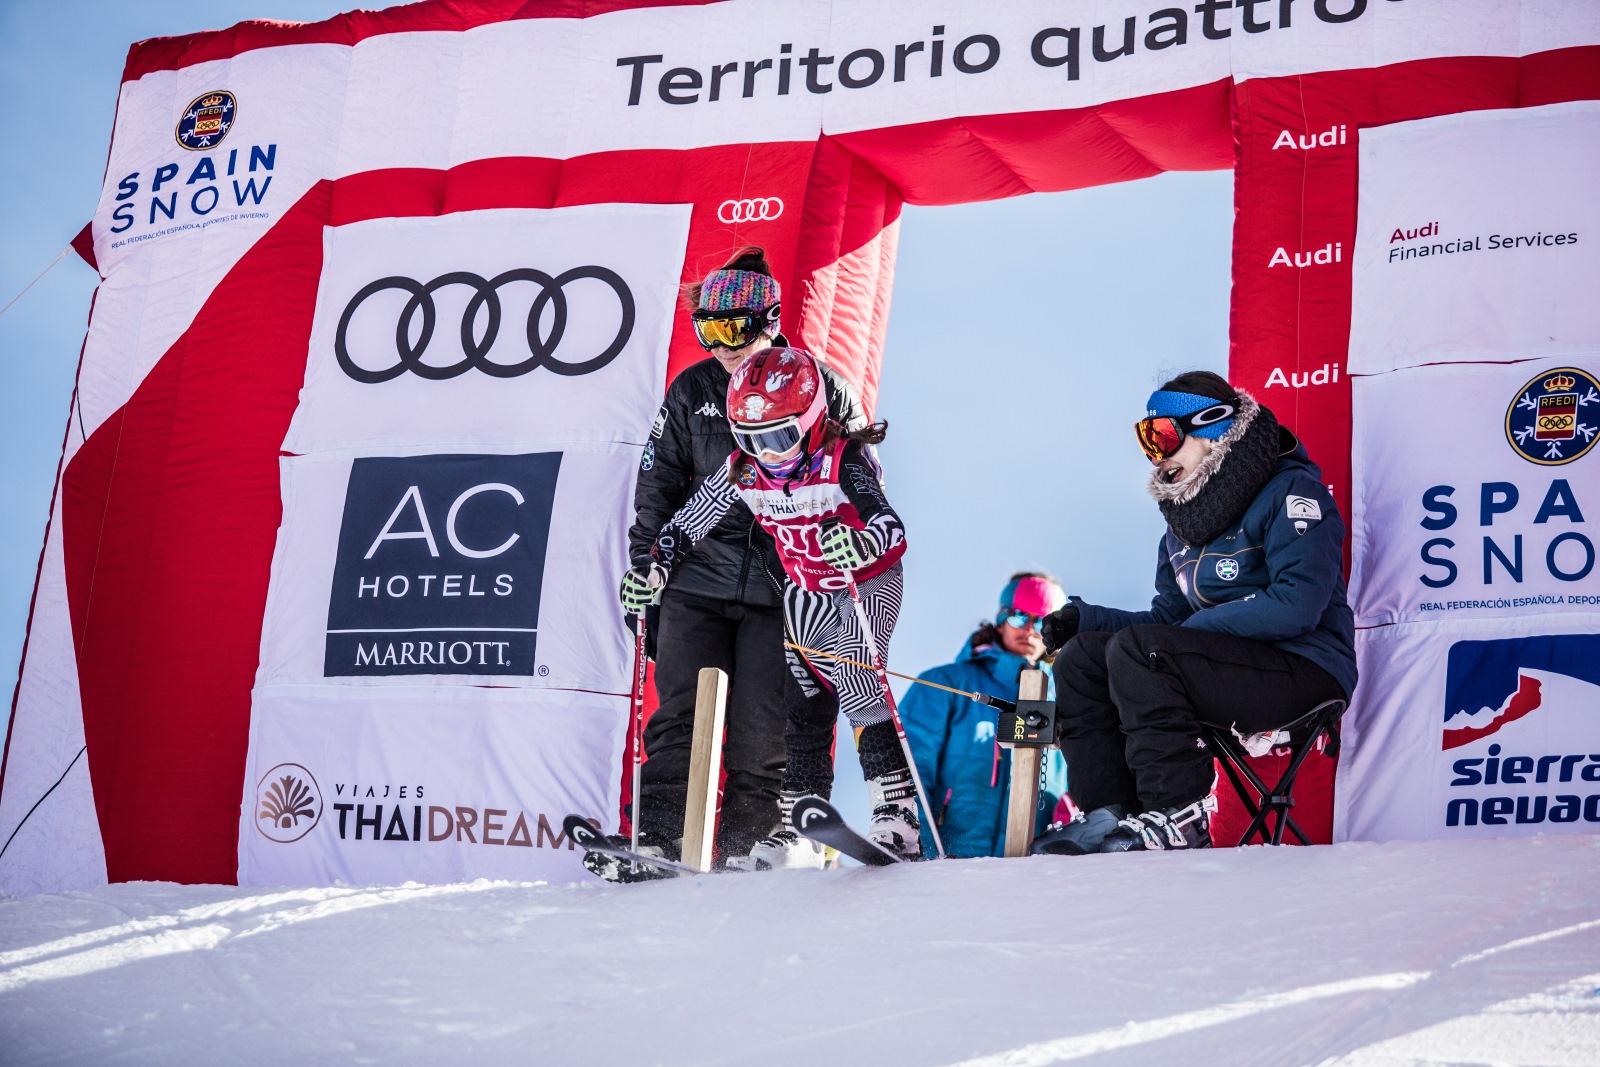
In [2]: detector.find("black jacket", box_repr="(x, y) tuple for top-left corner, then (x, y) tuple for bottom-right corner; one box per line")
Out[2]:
(629, 351), (867, 607)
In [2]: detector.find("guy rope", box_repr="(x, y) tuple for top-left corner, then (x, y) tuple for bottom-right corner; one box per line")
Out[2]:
(783, 642), (1018, 714)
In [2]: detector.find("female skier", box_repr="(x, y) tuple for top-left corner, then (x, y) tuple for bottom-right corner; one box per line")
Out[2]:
(621, 346), (917, 868)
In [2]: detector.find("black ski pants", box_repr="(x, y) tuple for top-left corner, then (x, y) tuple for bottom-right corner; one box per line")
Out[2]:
(639, 589), (834, 856)
(1053, 625), (1344, 813)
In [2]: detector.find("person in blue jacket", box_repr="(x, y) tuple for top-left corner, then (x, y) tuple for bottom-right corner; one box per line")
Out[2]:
(903, 574), (1069, 858)
(1034, 371), (1357, 854)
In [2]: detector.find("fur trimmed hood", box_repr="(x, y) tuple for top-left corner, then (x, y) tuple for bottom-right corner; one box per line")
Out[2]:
(1147, 391), (1261, 505)
(1148, 391), (1286, 548)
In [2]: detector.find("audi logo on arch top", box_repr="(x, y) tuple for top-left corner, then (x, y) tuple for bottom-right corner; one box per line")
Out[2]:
(335, 267), (636, 383)
(325, 453), (561, 677)
(717, 197), (783, 224)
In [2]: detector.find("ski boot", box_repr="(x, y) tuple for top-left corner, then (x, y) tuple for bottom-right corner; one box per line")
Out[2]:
(1099, 796), (1216, 852)
(867, 769), (922, 861)
(728, 792), (827, 871)
(733, 828), (827, 871)
(581, 831), (681, 883)
(1029, 805), (1125, 856)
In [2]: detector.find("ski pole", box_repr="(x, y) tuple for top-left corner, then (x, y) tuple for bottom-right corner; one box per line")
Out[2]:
(783, 641), (1018, 713)
(629, 607), (649, 866)
(841, 574), (947, 860)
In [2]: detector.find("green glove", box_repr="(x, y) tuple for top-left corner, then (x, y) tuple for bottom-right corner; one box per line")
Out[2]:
(619, 563), (666, 613)
(818, 523), (880, 572)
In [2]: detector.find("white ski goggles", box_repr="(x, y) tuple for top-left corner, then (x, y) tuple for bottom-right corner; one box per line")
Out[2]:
(732, 419), (804, 458)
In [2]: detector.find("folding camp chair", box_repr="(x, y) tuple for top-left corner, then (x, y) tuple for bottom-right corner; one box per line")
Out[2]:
(1201, 698), (1347, 846)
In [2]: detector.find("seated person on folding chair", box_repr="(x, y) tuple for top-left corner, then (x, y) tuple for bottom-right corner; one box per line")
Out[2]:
(1032, 371), (1357, 854)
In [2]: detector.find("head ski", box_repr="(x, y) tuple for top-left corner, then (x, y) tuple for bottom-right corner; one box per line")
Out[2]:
(562, 814), (700, 879)
(790, 796), (901, 866)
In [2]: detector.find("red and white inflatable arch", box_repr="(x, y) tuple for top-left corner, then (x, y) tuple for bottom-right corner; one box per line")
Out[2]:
(2, 0), (1597, 893)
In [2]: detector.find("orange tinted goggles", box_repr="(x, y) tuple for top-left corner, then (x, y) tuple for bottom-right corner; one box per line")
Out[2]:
(691, 311), (764, 350)
(1135, 417), (1185, 462)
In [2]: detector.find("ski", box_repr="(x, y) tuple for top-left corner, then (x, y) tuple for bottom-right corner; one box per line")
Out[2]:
(790, 796), (901, 866)
(562, 814), (702, 879)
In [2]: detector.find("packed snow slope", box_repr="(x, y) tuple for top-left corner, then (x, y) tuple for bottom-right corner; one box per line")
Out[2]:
(3, 834), (1599, 1066)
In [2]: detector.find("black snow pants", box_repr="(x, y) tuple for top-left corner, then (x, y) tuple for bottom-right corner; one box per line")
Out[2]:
(638, 588), (836, 856)
(1052, 625), (1344, 813)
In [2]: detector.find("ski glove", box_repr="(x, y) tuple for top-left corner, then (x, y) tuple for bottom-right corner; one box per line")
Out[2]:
(818, 523), (882, 572)
(619, 563), (668, 613)
(1040, 605), (1080, 655)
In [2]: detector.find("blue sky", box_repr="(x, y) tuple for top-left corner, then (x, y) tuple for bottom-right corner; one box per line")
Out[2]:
(0, 1), (1232, 820)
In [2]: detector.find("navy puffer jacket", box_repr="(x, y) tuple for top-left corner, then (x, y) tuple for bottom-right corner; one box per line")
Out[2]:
(1075, 434), (1358, 697)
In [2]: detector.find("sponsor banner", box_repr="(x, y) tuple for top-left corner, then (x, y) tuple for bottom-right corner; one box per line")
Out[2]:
(237, 685), (622, 885)
(284, 205), (687, 454)
(1348, 101), (1600, 376)
(1350, 357), (1599, 628)
(257, 445), (635, 692)
(1337, 613), (1600, 842)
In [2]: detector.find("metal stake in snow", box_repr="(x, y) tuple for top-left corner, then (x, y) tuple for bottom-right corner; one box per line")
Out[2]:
(841, 574), (947, 860)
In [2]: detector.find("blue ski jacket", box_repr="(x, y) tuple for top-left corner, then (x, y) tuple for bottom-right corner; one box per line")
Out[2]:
(902, 639), (1068, 858)
(1075, 441), (1358, 697)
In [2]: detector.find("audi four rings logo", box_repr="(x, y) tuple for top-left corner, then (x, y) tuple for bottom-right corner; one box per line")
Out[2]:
(717, 198), (784, 224)
(335, 268), (636, 383)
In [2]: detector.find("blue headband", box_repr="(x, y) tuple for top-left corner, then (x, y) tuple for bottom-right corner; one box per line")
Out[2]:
(1145, 389), (1237, 441)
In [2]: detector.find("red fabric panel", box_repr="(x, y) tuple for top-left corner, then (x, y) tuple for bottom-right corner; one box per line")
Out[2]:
(832, 80), (1232, 206)
(1209, 748), (1336, 847)
(789, 140), (903, 415)
(121, 0), (719, 83)
(64, 185), (333, 885)
(1224, 44), (1600, 844)
(70, 224), (96, 272)
(1517, 46), (1600, 105)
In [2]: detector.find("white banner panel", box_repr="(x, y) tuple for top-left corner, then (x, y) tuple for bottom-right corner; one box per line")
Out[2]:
(235, 202), (678, 883)
(1350, 356), (1600, 628)
(237, 685), (623, 886)
(257, 441), (636, 694)
(1348, 101), (1600, 375)
(0, 496), (104, 897)
(285, 204), (687, 454)
(1337, 614), (1600, 842)
(256, 444), (637, 692)
(1342, 102), (1600, 844)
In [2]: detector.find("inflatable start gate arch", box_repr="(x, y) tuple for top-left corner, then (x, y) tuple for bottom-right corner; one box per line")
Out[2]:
(2, 0), (1598, 894)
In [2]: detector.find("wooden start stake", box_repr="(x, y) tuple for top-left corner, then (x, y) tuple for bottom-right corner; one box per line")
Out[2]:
(1001, 668), (1053, 858)
(680, 666), (728, 873)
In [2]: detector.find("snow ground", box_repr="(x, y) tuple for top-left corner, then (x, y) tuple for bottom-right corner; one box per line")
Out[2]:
(3, 834), (1599, 1066)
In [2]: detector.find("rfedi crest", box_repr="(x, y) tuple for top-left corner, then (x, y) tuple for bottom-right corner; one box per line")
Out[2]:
(1505, 367), (1599, 466)
(256, 763), (323, 843)
(1215, 558), (1240, 580)
(176, 91), (236, 151)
